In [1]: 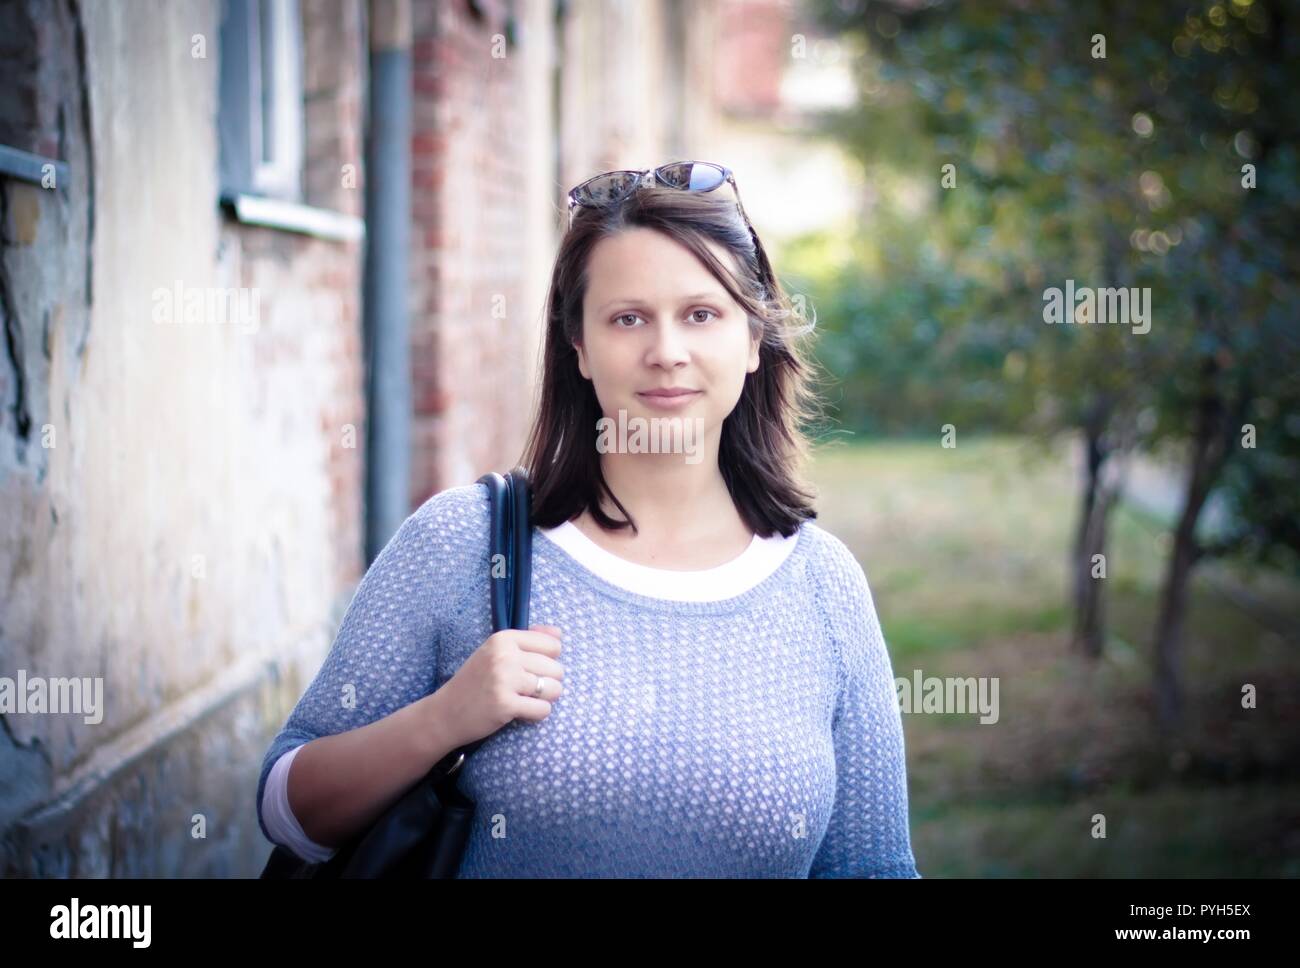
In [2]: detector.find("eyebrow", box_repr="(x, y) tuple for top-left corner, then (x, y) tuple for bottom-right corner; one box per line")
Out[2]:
(594, 292), (727, 314)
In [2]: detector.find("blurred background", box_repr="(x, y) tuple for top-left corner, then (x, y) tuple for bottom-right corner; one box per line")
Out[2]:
(0, 0), (1295, 876)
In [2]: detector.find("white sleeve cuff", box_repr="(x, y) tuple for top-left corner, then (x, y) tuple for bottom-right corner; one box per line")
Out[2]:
(263, 743), (340, 864)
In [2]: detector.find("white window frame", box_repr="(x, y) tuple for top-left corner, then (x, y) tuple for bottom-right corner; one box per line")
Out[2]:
(247, 0), (303, 201)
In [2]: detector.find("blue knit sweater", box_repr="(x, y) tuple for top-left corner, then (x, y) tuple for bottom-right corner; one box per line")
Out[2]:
(256, 482), (921, 878)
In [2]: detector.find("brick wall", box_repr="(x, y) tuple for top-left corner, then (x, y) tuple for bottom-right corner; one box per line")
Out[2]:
(714, 0), (788, 116)
(408, 0), (536, 501)
(298, 0), (367, 592)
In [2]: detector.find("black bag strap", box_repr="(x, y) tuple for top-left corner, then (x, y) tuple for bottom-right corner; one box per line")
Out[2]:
(480, 467), (532, 633)
(508, 466), (533, 630)
(433, 466), (532, 775)
(482, 471), (512, 632)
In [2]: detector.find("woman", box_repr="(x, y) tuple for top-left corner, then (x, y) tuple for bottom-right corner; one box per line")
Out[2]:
(256, 162), (921, 878)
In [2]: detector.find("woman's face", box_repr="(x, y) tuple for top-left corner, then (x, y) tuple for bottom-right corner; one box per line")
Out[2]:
(574, 227), (761, 448)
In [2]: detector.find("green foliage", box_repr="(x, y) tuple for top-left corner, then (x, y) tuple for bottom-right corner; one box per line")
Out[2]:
(800, 0), (1300, 557)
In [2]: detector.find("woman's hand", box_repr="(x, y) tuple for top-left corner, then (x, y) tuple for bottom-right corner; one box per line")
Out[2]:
(432, 624), (565, 750)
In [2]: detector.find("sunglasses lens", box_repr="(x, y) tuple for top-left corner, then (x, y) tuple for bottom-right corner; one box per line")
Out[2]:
(657, 162), (726, 192)
(572, 171), (642, 207)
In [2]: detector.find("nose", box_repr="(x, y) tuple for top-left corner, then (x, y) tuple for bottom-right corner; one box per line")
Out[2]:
(643, 317), (691, 370)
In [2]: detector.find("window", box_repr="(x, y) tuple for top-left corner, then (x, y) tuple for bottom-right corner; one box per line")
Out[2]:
(219, 0), (303, 202)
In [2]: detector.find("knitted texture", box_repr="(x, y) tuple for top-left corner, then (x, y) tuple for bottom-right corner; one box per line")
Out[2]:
(256, 482), (921, 878)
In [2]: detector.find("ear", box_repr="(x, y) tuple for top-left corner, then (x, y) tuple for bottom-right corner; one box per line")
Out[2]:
(574, 340), (590, 380)
(746, 329), (761, 374)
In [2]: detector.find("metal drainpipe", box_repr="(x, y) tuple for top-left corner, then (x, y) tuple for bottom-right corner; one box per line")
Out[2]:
(363, 0), (412, 563)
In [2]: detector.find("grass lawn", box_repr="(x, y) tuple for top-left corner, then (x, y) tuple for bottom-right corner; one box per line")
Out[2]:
(808, 435), (1300, 877)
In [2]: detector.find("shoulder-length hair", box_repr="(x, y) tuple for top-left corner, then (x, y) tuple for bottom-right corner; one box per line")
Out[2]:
(518, 182), (829, 539)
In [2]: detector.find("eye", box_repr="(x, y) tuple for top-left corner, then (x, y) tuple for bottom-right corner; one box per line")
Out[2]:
(610, 308), (718, 328)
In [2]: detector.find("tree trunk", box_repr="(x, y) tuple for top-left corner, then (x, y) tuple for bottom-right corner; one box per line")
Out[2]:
(1072, 402), (1117, 658)
(1153, 500), (1199, 734)
(1152, 359), (1232, 734)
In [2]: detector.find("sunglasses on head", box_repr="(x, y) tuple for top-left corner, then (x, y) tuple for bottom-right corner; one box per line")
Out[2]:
(566, 160), (775, 296)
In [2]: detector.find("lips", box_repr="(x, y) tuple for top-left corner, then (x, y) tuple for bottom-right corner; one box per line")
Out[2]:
(636, 389), (701, 411)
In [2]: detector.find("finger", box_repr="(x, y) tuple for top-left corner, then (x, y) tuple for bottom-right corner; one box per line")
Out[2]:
(516, 668), (561, 701)
(515, 628), (562, 656)
(512, 695), (554, 720)
(521, 652), (565, 682)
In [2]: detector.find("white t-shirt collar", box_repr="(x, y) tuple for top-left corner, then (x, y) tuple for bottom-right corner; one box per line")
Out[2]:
(536, 519), (801, 602)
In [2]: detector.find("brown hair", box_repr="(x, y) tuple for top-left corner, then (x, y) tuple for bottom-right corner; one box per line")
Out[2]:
(517, 182), (828, 538)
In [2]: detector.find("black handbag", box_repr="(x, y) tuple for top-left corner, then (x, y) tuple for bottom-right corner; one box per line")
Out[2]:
(259, 466), (533, 878)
